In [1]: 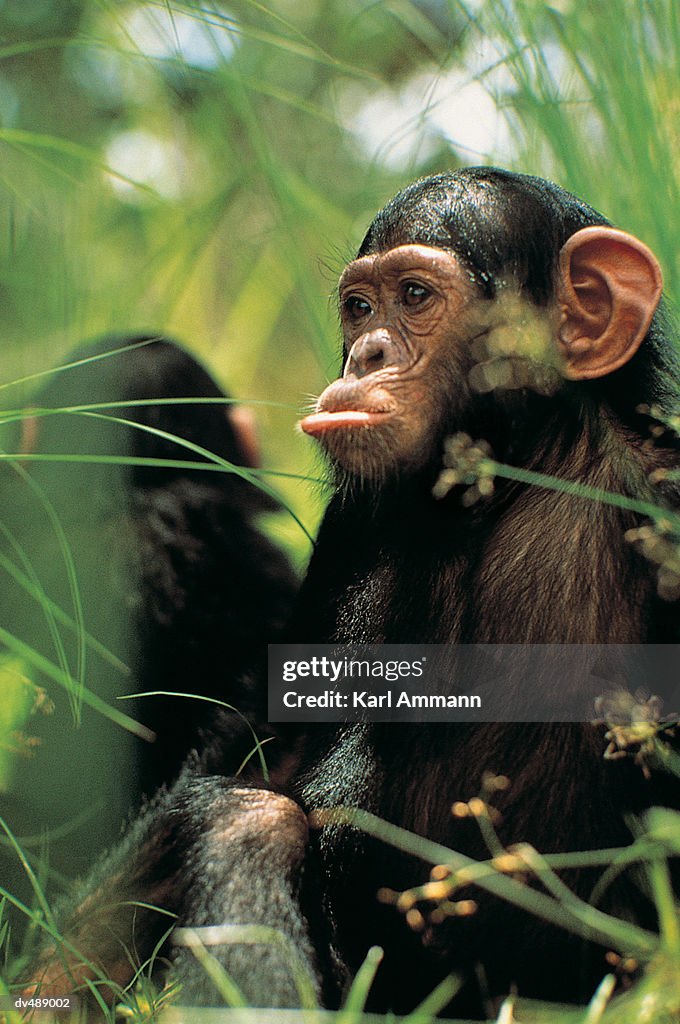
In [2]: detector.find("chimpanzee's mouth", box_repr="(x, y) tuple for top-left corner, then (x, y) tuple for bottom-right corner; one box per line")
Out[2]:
(299, 409), (394, 436)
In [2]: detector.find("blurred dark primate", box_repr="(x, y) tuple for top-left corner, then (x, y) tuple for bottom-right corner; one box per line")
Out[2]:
(30, 335), (297, 790)
(0, 335), (297, 885)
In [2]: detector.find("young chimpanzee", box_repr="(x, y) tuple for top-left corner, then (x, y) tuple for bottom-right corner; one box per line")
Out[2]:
(291, 168), (680, 1012)
(24, 171), (680, 1016)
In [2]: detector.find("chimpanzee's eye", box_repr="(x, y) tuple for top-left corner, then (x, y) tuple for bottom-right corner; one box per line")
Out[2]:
(403, 282), (430, 307)
(344, 295), (372, 319)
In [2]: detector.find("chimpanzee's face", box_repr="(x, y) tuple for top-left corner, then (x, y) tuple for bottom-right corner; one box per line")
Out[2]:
(300, 244), (488, 480)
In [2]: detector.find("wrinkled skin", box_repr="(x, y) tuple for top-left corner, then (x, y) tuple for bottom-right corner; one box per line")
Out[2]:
(302, 245), (492, 479)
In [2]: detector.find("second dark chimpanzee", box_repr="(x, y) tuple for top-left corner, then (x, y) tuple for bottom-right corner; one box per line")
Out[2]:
(24, 170), (680, 1017)
(18, 335), (297, 795)
(1, 336), (297, 918)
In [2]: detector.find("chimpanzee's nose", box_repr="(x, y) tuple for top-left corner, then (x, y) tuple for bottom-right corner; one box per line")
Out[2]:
(345, 330), (398, 378)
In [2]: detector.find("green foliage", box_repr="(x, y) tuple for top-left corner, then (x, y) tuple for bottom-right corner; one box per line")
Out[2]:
(456, 0), (680, 301)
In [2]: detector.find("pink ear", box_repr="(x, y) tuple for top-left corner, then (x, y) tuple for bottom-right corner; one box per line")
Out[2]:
(557, 226), (663, 380)
(228, 405), (261, 467)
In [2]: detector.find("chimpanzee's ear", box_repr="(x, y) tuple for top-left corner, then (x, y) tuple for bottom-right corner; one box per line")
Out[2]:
(556, 226), (663, 380)
(227, 405), (260, 467)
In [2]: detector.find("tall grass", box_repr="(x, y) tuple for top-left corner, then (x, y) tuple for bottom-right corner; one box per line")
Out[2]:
(457, 0), (680, 302)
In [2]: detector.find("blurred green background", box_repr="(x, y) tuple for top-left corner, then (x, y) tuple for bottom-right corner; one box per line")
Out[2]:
(0, 0), (679, 1015)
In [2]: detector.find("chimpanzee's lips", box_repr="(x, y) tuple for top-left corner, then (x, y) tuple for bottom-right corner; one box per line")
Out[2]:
(300, 409), (393, 436)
